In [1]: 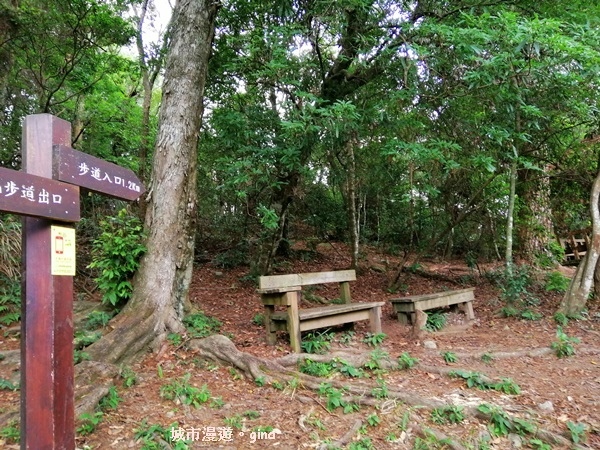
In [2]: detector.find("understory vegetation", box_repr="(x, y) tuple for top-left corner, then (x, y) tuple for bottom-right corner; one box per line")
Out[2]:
(1, 245), (597, 448)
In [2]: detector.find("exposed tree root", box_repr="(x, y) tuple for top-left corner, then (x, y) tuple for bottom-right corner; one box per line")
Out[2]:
(188, 333), (290, 382)
(471, 408), (577, 449)
(74, 361), (120, 417)
(316, 419), (362, 450)
(276, 349), (372, 368)
(0, 410), (18, 431)
(401, 266), (465, 285)
(412, 423), (468, 450)
(85, 305), (157, 366)
(445, 345), (600, 361)
(0, 360), (121, 430)
(1, 332), (593, 448)
(2, 300), (108, 338)
(188, 335), (583, 448)
(0, 349), (20, 374)
(451, 347), (553, 360)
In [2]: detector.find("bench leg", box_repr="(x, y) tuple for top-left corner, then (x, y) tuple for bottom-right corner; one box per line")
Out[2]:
(264, 305), (277, 345)
(340, 281), (352, 304)
(396, 312), (409, 324)
(460, 301), (475, 321)
(397, 311), (417, 324)
(287, 292), (302, 353)
(369, 306), (382, 334)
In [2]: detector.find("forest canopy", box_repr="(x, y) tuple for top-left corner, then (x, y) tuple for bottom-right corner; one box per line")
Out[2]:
(1, 0), (600, 273)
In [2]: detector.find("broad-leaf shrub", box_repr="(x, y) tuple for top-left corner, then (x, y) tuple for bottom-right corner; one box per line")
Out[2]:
(88, 209), (146, 308)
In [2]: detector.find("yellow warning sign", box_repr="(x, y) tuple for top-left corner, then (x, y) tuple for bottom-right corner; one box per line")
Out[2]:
(51, 225), (76, 276)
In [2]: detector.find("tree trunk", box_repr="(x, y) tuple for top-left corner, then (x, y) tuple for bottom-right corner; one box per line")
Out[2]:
(346, 136), (359, 269)
(516, 166), (554, 263)
(594, 252), (600, 299)
(86, 0), (220, 365)
(559, 169), (600, 316)
(505, 159), (517, 272)
(135, 0), (170, 219)
(256, 198), (291, 275)
(0, 0), (19, 114)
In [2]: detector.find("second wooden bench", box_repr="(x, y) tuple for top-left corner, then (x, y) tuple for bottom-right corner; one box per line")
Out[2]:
(390, 287), (475, 324)
(258, 269), (385, 353)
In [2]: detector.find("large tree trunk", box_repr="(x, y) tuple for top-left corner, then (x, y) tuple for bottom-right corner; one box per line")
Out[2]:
(87, 0), (220, 365)
(559, 169), (600, 316)
(516, 166), (554, 263)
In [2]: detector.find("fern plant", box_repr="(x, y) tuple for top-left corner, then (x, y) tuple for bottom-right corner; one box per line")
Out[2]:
(0, 274), (21, 327)
(0, 217), (21, 279)
(425, 311), (447, 331)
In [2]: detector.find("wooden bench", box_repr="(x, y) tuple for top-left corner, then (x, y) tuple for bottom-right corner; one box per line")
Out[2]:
(390, 288), (475, 324)
(258, 269), (385, 352)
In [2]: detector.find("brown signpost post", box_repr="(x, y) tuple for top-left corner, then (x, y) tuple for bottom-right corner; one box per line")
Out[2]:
(3, 113), (145, 449)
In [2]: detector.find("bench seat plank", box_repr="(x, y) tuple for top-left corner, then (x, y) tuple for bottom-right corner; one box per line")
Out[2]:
(271, 302), (384, 322)
(271, 301), (385, 338)
(390, 288), (475, 324)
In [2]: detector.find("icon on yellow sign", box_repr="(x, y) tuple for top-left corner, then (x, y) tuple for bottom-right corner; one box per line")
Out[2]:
(51, 225), (76, 276)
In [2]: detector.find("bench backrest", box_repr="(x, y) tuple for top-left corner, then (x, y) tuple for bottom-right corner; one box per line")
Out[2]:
(259, 269), (356, 290)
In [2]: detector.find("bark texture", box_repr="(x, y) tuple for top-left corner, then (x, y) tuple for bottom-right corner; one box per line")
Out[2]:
(516, 166), (554, 261)
(345, 135), (359, 269)
(87, 0), (220, 364)
(559, 169), (600, 316)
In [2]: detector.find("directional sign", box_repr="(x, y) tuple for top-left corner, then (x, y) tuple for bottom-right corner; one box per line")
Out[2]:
(53, 144), (145, 201)
(0, 166), (80, 221)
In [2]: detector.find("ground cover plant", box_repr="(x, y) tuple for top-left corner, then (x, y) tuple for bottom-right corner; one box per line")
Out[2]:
(0, 245), (599, 449)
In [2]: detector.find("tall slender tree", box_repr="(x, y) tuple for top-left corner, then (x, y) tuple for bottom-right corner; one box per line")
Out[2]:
(132, 0), (171, 217)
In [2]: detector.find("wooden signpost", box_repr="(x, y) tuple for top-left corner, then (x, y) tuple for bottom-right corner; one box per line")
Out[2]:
(3, 114), (145, 449)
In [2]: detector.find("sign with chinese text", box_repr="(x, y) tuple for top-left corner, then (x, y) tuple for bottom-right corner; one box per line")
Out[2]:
(51, 225), (76, 276)
(53, 145), (145, 201)
(0, 167), (80, 221)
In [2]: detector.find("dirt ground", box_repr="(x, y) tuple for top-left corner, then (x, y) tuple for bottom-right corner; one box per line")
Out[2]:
(1, 243), (600, 449)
